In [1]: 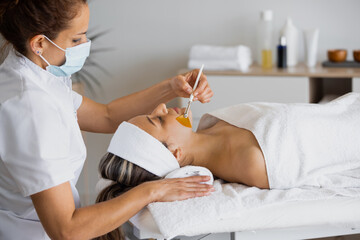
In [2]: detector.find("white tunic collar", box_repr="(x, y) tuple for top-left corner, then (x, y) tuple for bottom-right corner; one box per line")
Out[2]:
(6, 48), (73, 91)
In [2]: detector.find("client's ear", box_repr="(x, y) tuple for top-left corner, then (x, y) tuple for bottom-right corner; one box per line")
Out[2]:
(173, 148), (182, 162)
(168, 145), (182, 162)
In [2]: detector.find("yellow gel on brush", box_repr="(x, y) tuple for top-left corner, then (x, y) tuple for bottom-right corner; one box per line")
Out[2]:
(176, 114), (192, 128)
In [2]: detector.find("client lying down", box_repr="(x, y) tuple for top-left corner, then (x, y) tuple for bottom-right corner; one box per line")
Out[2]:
(98, 91), (360, 189)
(96, 92), (360, 239)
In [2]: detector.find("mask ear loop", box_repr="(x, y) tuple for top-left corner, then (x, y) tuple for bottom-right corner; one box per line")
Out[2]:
(38, 35), (66, 67)
(42, 35), (66, 52)
(36, 49), (50, 66)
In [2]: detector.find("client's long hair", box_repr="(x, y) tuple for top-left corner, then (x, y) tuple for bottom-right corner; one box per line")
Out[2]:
(95, 152), (160, 240)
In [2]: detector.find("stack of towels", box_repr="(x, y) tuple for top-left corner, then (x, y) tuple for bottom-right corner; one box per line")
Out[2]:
(188, 45), (252, 72)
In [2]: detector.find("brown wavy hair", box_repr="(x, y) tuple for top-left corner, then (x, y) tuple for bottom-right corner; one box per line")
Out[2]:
(0, 0), (87, 55)
(95, 152), (160, 240)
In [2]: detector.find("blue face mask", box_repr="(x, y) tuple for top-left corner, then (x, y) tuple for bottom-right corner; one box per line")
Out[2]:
(39, 35), (91, 77)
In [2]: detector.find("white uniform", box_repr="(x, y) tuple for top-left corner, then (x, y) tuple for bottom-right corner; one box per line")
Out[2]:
(0, 49), (87, 239)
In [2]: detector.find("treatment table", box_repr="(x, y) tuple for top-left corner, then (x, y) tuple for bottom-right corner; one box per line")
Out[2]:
(125, 181), (360, 240)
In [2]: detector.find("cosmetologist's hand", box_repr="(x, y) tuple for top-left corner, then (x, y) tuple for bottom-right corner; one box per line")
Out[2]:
(143, 176), (215, 202)
(170, 69), (214, 103)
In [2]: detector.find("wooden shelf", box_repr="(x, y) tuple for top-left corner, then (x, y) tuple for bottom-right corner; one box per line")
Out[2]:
(180, 63), (360, 78)
(180, 63), (360, 104)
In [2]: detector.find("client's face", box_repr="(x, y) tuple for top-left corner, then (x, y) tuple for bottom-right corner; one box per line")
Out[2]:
(128, 103), (193, 147)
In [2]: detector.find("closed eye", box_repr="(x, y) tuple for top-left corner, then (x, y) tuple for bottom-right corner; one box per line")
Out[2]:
(146, 116), (162, 127)
(72, 38), (81, 43)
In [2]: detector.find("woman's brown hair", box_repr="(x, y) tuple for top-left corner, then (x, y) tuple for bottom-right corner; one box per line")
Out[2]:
(0, 0), (87, 56)
(95, 152), (160, 240)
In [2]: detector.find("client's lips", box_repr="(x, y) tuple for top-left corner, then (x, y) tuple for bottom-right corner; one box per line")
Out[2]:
(173, 107), (180, 114)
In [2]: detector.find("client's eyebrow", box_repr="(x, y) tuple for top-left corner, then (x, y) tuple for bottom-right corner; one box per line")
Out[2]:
(76, 31), (88, 35)
(146, 116), (156, 127)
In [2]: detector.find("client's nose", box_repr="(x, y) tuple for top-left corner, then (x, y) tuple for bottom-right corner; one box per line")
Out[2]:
(152, 103), (168, 116)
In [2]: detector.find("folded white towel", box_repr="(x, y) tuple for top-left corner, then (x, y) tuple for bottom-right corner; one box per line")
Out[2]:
(165, 166), (214, 185)
(188, 59), (251, 72)
(188, 45), (252, 72)
(189, 45), (251, 61)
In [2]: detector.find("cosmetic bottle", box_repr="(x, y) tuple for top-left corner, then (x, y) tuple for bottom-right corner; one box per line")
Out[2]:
(304, 29), (319, 67)
(277, 36), (287, 68)
(280, 18), (299, 67)
(257, 10), (273, 69)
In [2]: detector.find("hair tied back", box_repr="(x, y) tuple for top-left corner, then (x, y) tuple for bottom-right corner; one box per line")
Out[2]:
(0, 0), (19, 20)
(8, 0), (20, 6)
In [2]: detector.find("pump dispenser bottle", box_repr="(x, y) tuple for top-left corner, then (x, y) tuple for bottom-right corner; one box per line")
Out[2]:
(257, 10), (273, 69)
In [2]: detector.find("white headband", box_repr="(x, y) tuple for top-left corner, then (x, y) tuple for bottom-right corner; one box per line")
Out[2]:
(108, 121), (180, 177)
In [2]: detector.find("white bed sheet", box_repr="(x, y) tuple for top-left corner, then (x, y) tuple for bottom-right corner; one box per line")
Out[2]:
(130, 196), (360, 239)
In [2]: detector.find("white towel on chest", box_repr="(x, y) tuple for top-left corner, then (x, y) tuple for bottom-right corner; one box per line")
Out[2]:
(197, 92), (360, 189)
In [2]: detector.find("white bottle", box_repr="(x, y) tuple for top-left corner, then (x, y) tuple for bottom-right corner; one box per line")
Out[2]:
(304, 29), (319, 67)
(256, 10), (273, 68)
(280, 18), (299, 67)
